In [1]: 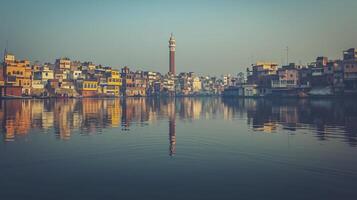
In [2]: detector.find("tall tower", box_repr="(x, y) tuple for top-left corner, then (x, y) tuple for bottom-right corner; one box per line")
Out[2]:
(169, 33), (176, 75)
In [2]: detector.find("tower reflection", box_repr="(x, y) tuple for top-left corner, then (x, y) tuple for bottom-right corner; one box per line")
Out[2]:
(168, 98), (176, 156)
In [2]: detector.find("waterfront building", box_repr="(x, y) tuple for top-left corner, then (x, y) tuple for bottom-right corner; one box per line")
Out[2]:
(308, 57), (336, 95)
(0, 85), (22, 97)
(177, 72), (192, 95)
(223, 74), (235, 87)
(145, 71), (161, 96)
(243, 84), (259, 97)
(54, 72), (67, 83)
(162, 74), (176, 95)
(4, 53), (15, 63)
(55, 58), (71, 70)
(60, 80), (76, 89)
(31, 65), (54, 96)
(298, 67), (311, 88)
(32, 62), (42, 72)
(341, 48), (357, 94)
(201, 76), (212, 93)
(247, 62), (278, 93)
(70, 60), (82, 71)
(106, 69), (121, 97)
(330, 61), (344, 94)
(0, 66), (5, 86)
(33, 66), (54, 81)
(48, 79), (60, 91)
(249, 62), (278, 77)
(271, 65), (299, 88)
(3, 53), (32, 95)
(192, 76), (202, 93)
(98, 77), (107, 96)
(83, 62), (96, 71)
(316, 56), (328, 68)
(121, 67), (147, 96)
(343, 48), (357, 60)
(31, 79), (45, 89)
(78, 79), (99, 97)
(55, 80), (78, 97)
(68, 70), (83, 80)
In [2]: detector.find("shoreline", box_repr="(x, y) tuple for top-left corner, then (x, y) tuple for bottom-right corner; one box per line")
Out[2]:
(0, 94), (356, 100)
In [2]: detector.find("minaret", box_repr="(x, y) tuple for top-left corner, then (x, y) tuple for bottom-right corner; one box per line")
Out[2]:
(169, 33), (176, 75)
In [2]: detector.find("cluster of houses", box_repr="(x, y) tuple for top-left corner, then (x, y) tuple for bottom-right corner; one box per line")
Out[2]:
(0, 53), (121, 98)
(223, 48), (357, 97)
(0, 52), (227, 98)
(1, 48), (356, 99)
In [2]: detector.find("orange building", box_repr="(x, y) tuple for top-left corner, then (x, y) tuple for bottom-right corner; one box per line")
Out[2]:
(78, 79), (98, 97)
(0, 66), (5, 86)
(3, 53), (32, 95)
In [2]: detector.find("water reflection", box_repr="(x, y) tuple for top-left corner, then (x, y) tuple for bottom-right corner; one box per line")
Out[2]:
(0, 98), (356, 147)
(222, 98), (357, 146)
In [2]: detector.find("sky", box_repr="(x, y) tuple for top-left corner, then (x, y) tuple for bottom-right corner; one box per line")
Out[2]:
(0, 0), (357, 75)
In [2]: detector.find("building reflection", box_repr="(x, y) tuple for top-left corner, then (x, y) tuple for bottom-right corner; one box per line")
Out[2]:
(0, 97), (356, 147)
(0, 98), (122, 141)
(222, 98), (357, 146)
(0, 100), (32, 141)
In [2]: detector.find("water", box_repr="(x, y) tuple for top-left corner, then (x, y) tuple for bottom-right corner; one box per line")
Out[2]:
(0, 97), (356, 200)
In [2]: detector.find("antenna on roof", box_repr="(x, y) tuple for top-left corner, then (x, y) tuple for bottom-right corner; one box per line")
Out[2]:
(5, 40), (9, 54)
(3, 40), (8, 63)
(286, 46), (289, 65)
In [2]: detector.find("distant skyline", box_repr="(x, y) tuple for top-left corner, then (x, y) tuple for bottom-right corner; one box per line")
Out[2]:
(1, 0), (357, 75)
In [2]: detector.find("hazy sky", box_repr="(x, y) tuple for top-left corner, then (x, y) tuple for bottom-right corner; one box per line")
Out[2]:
(1, 0), (356, 75)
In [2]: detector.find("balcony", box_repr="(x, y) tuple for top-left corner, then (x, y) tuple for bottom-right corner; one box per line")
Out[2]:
(271, 80), (298, 88)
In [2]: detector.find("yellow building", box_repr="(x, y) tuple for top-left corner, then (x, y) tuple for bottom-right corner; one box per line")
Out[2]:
(0, 65), (5, 86)
(4, 54), (32, 95)
(254, 62), (278, 75)
(79, 79), (98, 97)
(106, 69), (121, 97)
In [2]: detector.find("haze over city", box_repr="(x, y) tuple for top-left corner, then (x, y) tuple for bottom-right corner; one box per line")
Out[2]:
(2, 1), (357, 200)
(1, 0), (357, 75)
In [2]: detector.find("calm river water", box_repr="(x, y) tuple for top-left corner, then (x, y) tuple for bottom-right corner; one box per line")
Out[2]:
(0, 98), (356, 200)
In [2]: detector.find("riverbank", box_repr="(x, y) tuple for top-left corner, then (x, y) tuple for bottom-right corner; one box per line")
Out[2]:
(1, 93), (356, 100)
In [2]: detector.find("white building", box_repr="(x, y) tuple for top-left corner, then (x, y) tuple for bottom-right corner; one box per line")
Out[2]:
(69, 70), (83, 80)
(32, 80), (45, 89)
(192, 77), (202, 92)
